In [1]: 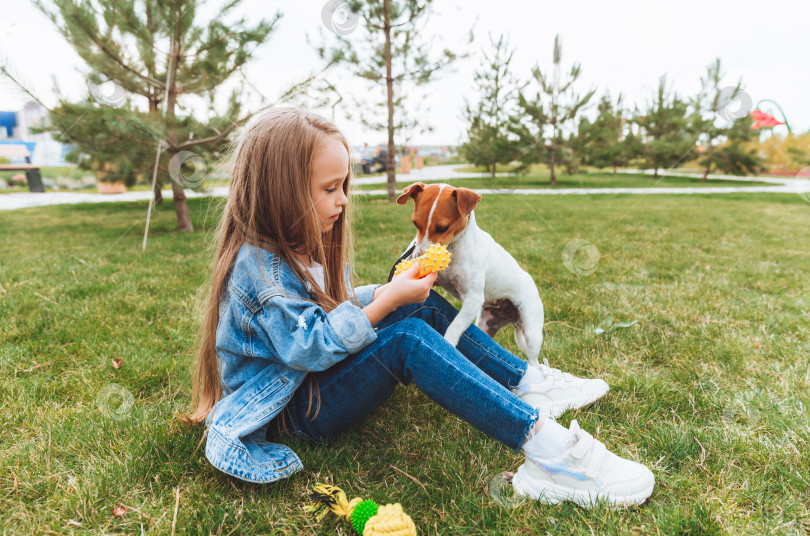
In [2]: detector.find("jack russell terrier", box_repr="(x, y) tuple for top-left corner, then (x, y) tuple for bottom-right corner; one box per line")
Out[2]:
(388, 182), (544, 366)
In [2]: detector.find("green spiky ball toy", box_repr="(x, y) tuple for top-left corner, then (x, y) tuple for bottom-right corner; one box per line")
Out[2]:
(350, 499), (379, 533)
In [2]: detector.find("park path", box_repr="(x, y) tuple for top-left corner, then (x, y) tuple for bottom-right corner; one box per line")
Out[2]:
(1, 165), (807, 211)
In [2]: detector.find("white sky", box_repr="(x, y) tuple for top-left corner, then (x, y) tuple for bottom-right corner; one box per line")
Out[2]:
(1, 0), (808, 146)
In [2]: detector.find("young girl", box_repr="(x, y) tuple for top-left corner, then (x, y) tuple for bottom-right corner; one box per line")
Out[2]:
(178, 106), (654, 507)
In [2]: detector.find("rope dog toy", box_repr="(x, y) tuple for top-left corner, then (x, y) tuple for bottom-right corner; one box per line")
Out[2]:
(393, 243), (451, 279)
(303, 483), (417, 535)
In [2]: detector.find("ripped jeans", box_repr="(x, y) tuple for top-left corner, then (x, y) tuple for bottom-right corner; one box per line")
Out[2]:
(266, 289), (540, 453)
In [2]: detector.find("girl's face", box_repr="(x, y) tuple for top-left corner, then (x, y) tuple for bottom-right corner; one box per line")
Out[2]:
(310, 137), (349, 232)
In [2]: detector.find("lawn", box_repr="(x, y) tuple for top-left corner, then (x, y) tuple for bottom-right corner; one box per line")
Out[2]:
(1, 169), (775, 196)
(1, 190), (808, 534)
(353, 171), (775, 191)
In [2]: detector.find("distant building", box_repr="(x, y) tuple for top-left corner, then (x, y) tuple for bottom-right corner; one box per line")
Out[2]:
(0, 102), (72, 166)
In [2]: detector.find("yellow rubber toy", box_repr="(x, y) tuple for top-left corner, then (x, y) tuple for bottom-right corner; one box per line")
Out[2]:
(303, 483), (417, 536)
(394, 243), (451, 279)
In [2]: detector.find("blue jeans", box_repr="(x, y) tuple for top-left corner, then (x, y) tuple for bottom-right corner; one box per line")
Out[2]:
(268, 289), (540, 453)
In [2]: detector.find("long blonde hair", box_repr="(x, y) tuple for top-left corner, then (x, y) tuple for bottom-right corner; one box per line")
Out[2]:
(177, 106), (359, 426)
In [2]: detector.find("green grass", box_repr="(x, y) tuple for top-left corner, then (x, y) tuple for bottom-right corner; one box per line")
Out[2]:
(0, 166), (89, 181)
(353, 171), (775, 191)
(1, 168), (774, 196)
(0, 179), (232, 195)
(452, 162), (795, 178)
(1, 191), (809, 534)
(0, 166), (231, 195)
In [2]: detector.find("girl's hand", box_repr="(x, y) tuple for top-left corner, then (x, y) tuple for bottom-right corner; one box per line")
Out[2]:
(386, 261), (438, 308)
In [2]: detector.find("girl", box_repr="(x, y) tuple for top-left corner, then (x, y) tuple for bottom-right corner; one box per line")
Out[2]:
(178, 107), (654, 508)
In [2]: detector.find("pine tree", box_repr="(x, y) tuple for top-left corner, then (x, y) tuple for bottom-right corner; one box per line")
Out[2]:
(515, 34), (595, 185)
(35, 100), (160, 188)
(575, 93), (640, 173)
(33, 0), (282, 231)
(503, 85), (546, 176)
(693, 58), (761, 180)
(707, 114), (763, 176)
(313, 0), (468, 202)
(460, 33), (525, 179)
(636, 75), (694, 178)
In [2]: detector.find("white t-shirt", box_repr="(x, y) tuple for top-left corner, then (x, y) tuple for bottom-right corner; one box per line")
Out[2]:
(298, 259), (325, 291)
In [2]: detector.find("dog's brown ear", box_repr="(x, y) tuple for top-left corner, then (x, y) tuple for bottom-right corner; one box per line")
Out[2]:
(453, 187), (482, 216)
(396, 182), (426, 205)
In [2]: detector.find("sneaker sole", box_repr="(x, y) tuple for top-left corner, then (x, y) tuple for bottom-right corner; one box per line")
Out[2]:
(511, 460), (654, 508)
(521, 381), (610, 419)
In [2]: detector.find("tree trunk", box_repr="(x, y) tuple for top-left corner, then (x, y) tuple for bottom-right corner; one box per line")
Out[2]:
(549, 118), (558, 185)
(171, 182), (193, 231)
(165, 9), (193, 231)
(702, 164), (711, 182)
(549, 143), (557, 185)
(491, 155), (496, 180)
(612, 165), (617, 174)
(654, 167), (659, 178)
(153, 181), (163, 205)
(383, 0), (396, 202)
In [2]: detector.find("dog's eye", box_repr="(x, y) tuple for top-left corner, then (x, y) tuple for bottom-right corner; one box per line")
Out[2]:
(436, 225), (448, 233)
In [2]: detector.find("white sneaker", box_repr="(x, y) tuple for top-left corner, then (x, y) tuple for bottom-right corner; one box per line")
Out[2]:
(515, 359), (609, 419)
(512, 419), (655, 508)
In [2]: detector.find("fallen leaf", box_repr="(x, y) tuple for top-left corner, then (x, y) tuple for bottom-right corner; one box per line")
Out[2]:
(113, 503), (127, 517)
(112, 358), (123, 369)
(594, 319), (637, 335)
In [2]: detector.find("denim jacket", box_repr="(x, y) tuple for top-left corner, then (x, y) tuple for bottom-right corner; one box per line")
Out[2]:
(204, 242), (381, 483)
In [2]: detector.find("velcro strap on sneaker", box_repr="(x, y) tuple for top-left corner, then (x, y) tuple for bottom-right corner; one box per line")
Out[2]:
(571, 430), (594, 459)
(585, 440), (608, 478)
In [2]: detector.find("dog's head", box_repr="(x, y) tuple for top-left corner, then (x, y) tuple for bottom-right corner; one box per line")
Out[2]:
(396, 182), (482, 257)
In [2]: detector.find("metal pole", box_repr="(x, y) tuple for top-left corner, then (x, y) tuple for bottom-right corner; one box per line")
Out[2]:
(142, 141), (164, 251)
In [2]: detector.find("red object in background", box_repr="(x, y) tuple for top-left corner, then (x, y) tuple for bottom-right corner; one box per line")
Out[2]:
(751, 109), (785, 129)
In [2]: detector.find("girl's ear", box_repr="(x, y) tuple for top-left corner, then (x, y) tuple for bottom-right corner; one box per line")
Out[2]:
(396, 182), (426, 205)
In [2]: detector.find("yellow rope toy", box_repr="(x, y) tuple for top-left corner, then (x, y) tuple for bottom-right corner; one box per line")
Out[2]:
(393, 243), (452, 279)
(303, 483), (417, 536)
